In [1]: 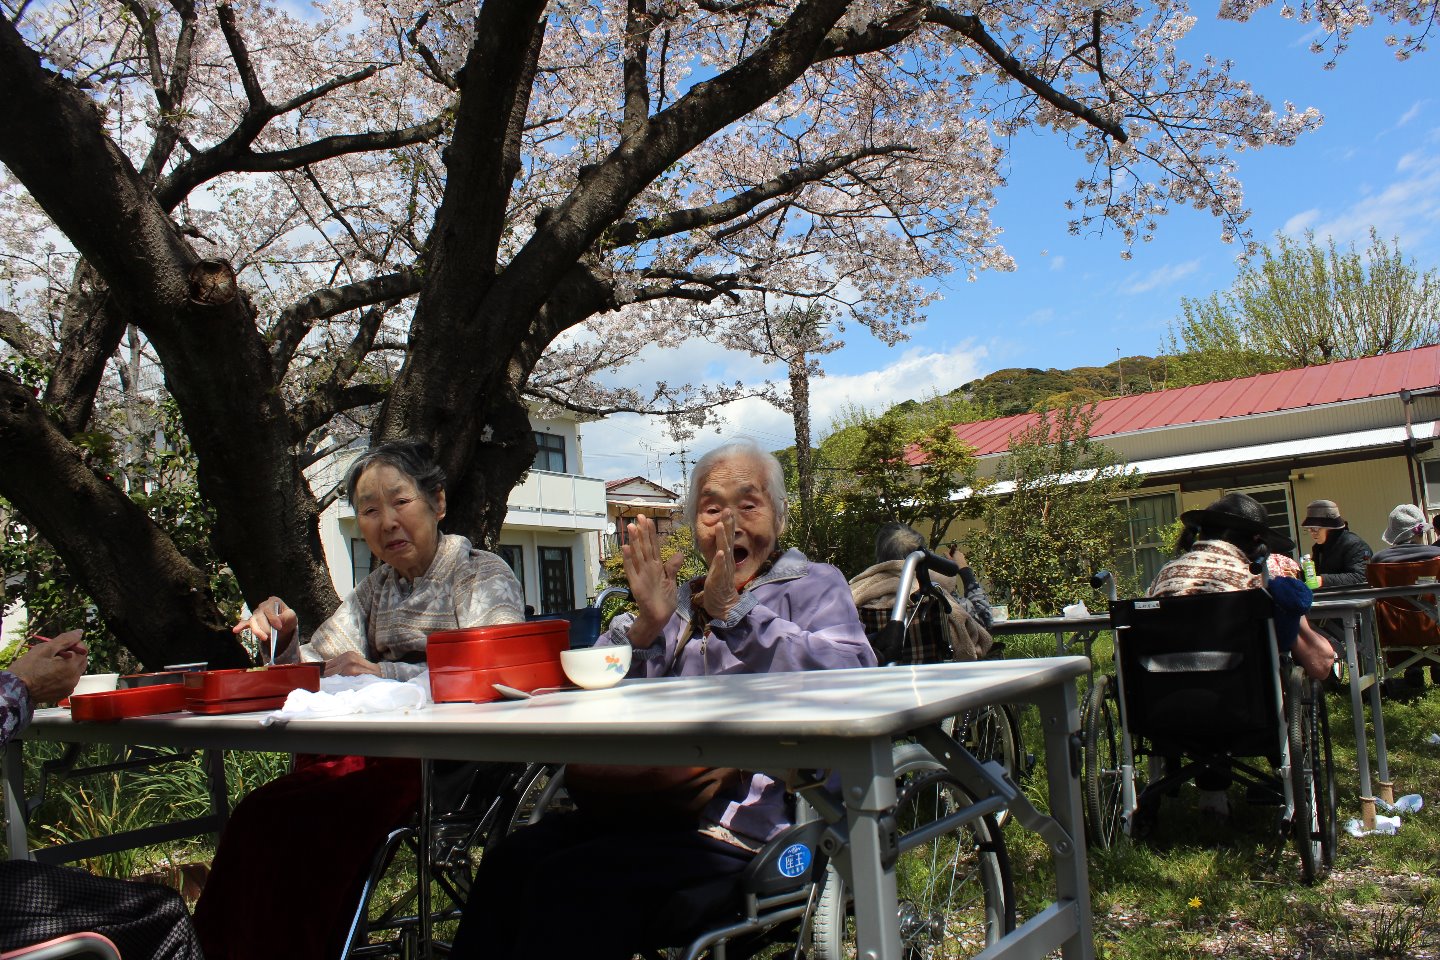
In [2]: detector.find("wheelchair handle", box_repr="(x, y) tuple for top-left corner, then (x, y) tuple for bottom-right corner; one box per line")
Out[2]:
(1090, 570), (1118, 603)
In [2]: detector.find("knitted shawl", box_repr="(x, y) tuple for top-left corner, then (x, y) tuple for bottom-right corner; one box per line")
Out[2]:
(848, 559), (993, 662)
(299, 533), (524, 680)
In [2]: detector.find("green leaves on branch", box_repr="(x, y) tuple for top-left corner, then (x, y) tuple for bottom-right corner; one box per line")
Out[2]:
(1166, 229), (1440, 386)
(965, 405), (1141, 619)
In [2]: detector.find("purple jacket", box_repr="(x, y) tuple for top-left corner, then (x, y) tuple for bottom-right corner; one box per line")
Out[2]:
(595, 548), (875, 843)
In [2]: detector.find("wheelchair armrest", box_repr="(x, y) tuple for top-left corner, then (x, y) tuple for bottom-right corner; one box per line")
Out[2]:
(739, 820), (830, 897)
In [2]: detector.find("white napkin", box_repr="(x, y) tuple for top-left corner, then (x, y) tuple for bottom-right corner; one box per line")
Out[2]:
(260, 672), (431, 725)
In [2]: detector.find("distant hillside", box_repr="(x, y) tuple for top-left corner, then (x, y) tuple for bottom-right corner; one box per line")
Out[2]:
(952, 355), (1171, 417)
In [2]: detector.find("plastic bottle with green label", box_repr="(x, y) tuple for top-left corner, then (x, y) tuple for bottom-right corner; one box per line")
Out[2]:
(1301, 554), (1320, 589)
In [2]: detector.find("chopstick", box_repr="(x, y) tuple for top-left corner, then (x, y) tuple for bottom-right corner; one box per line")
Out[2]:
(270, 601), (279, 666)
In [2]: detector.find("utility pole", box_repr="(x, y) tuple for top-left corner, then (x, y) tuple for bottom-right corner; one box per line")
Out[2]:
(673, 446), (691, 488)
(1116, 348), (1125, 397)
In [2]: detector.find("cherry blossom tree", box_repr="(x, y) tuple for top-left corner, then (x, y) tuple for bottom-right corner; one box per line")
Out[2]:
(0, 0), (1426, 665)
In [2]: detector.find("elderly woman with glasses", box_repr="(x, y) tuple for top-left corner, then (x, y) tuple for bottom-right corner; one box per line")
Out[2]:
(195, 439), (524, 960)
(452, 437), (876, 960)
(1301, 498), (1373, 591)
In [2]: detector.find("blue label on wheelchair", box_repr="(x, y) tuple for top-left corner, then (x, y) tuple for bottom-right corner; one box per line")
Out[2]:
(777, 843), (812, 878)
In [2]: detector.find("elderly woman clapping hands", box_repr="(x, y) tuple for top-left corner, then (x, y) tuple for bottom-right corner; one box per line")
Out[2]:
(453, 437), (876, 960)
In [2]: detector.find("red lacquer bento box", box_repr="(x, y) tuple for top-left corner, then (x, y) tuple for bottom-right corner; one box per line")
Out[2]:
(427, 620), (569, 703)
(71, 684), (188, 722)
(182, 662), (322, 714)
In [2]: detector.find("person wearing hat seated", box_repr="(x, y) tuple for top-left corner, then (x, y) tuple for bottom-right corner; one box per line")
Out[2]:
(1302, 498), (1373, 590)
(1368, 504), (1440, 697)
(1149, 493), (1336, 819)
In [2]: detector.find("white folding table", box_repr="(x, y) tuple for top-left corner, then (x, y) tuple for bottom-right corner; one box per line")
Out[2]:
(5, 659), (1095, 960)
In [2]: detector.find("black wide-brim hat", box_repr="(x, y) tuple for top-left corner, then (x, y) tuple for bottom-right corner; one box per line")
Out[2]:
(1180, 493), (1295, 554)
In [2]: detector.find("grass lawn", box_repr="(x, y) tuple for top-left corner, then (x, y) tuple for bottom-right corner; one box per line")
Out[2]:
(1002, 630), (1440, 959)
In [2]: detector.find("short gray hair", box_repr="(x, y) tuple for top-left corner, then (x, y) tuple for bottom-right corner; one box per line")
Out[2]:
(875, 522), (926, 563)
(345, 439), (446, 510)
(683, 438), (788, 534)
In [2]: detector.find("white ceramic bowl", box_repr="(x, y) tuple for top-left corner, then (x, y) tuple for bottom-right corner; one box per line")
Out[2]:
(71, 673), (120, 696)
(559, 645), (632, 690)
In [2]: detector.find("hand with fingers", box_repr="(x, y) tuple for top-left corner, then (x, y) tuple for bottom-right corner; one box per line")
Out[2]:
(698, 507), (742, 620)
(232, 597), (298, 661)
(10, 630), (88, 703)
(324, 650), (382, 677)
(621, 515), (685, 647)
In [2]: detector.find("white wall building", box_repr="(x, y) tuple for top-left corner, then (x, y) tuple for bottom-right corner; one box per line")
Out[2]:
(315, 411), (607, 615)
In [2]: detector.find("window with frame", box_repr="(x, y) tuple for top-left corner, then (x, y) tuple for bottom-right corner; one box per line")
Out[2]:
(533, 432), (566, 473)
(1422, 460), (1440, 511)
(1228, 484), (1297, 560)
(1117, 492), (1178, 590)
(350, 538), (374, 588)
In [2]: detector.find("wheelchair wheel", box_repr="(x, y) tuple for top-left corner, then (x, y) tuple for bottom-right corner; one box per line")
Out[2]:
(1083, 674), (1125, 849)
(943, 704), (1022, 827)
(811, 743), (1015, 960)
(1317, 685), (1338, 869)
(1286, 670), (1329, 883)
(486, 762), (573, 848)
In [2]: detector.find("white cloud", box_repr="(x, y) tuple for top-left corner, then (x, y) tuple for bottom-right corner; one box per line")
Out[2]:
(1394, 100), (1427, 129)
(1282, 208), (1321, 235)
(1117, 259), (1202, 295)
(1049, 255), (1067, 271)
(576, 342), (988, 485)
(1307, 150), (1440, 251)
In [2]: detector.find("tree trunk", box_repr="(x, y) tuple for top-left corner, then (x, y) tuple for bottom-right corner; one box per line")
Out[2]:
(0, 372), (247, 669)
(789, 353), (815, 550)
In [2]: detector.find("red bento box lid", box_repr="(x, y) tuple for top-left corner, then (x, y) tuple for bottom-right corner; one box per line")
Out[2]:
(71, 684), (188, 721)
(427, 619), (569, 649)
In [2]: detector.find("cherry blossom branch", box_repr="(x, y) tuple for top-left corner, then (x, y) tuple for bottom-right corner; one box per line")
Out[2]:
(606, 144), (914, 248)
(271, 269), (423, 379)
(122, 0), (199, 184)
(153, 4), (433, 210)
(925, 7), (1128, 143)
(288, 301), (394, 441)
(406, 11), (458, 91)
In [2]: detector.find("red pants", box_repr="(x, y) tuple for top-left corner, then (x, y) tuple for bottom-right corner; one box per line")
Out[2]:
(193, 755), (420, 960)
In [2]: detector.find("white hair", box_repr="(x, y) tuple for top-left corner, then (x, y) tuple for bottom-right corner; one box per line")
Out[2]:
(683, 438), (788, 535)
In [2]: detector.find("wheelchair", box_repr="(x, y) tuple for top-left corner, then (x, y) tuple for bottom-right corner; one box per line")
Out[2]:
(342, 760), (558, 958)
(1088, 585), (1338, 882)
(857, 549), (1027, 823)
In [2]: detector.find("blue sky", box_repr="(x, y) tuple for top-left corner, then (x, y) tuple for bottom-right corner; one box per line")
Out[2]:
(580, 11), (1440, 485)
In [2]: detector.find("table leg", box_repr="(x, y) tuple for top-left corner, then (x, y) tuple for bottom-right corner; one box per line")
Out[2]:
(4, 740), (30, 861)
(835, 737), (901, 960)
(1341, 614), (1377, 829)
(1034, 681), (1094, 960)
(1361, 608), (1393, 804)
(418, 758), (433, 960)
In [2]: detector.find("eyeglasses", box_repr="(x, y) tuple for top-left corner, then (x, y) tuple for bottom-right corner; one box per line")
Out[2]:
(1301, 525), (1322, 533)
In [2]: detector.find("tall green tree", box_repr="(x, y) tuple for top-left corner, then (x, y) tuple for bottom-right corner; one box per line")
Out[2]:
(1166, 229), (1440, 386)
(795, 396), (988, 575)
(965, 406), (1140, 618)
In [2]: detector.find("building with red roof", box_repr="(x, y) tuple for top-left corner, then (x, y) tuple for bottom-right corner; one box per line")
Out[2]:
(939, 345), (1440, 584)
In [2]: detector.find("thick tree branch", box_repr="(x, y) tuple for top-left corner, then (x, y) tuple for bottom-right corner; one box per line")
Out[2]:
(158, 117), (442, 210)
(407, 11), (459, 91)
(0, 306), (52, 361)
(287, 300), (392, 439)
(0, 371), (249, 669)
(622, 0), (656, 141)
(271, 268), (423, 380)
(44, 261), (128, 435)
